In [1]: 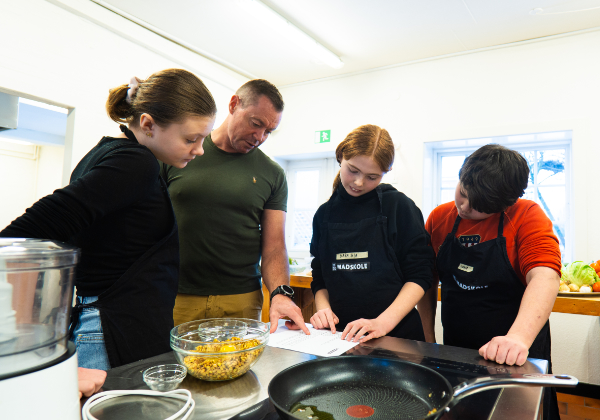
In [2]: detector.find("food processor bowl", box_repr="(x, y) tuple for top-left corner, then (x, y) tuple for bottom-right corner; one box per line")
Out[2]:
(0, 238), (79, 377)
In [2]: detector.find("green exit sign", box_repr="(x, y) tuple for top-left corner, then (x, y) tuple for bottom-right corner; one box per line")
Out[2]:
(315, 130), (331, 144)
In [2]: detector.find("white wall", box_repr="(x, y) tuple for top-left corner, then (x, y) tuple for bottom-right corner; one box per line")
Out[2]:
(0, 0), (241, 228)
(265, 30), (600, 384)
(0, 142), (65, 229)
(266, 29), (600, 262)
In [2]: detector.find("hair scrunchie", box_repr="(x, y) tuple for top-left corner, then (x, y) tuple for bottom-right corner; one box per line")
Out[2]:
(125, 77), (142, 104)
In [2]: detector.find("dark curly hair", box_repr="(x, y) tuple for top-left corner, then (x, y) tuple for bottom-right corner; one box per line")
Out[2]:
(459, 144), (529, 214)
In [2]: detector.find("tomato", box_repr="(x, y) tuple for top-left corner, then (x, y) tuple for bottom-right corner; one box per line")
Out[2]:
(591, 261), (600, 272)
(593, 282), (600, 293)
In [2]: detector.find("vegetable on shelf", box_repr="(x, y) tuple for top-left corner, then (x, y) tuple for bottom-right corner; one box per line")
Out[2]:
(560, 261), (600, 293)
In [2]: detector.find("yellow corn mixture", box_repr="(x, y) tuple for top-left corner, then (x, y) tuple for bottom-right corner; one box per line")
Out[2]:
(183, 336), (264, 380)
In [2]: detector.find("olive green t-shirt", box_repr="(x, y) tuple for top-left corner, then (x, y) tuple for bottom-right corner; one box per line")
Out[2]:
(161, 134), (287, 295)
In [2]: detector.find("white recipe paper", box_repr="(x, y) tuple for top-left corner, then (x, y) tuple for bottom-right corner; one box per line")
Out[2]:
(267, 323), (359, 357)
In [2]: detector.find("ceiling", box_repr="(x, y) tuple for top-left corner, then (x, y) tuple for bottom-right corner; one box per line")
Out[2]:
(101, 0), (600, 86)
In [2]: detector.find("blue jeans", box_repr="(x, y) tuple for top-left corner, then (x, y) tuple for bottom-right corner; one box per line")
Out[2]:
(70, 296), (111, 370)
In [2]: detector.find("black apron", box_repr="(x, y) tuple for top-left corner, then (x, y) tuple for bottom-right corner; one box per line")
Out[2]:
(437, 212), (558, 420)
(318, 186), (424, 341)
(69, 126), (179, 368)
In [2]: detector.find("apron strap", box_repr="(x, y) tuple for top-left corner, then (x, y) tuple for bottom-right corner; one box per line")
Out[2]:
(322, 191), (335, 223)
(450, 214), (462, 236)
(497, 212), (505, 237)
(375, 186), (383, 214)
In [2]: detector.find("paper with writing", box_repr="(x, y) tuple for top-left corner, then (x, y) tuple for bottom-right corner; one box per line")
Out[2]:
(267, 323), (359, 357)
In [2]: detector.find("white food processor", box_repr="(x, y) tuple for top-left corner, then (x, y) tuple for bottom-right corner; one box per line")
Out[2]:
(0, 238), (80, 420)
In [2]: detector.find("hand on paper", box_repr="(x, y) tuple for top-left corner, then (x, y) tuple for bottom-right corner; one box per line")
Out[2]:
(342, 317), (392, 343)
(310, 308), (340, 333)
(270, 294), (310, 335)
(479, 334), (529, 366)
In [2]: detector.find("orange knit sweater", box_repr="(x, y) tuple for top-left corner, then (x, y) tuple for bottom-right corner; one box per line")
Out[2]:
(426, 199), (562, 286)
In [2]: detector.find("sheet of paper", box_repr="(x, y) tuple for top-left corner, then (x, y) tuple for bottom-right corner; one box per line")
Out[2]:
(267, 323), (359, 357)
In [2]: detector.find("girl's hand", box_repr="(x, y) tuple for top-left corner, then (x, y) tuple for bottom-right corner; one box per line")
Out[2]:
(310, 308), (339, 333)
(342, 317), (393, 343)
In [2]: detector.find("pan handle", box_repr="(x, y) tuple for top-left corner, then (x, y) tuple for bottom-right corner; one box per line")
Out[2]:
(452, 373), (578, 400)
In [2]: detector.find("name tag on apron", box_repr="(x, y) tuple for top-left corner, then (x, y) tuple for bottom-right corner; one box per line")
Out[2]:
(336, 252), (368, 260)
(458, 263), (474, 272)
(332, 262), (370, 271)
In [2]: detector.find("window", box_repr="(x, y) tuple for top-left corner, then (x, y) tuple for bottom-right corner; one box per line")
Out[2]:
(424, 131), (572, 261)
(283, 158), (337, 254)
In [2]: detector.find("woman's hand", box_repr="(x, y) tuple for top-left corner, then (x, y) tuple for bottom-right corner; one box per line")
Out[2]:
(341, 317), (394, 343)
(78, 367), (107, 399)
(310, 308), (339, 333)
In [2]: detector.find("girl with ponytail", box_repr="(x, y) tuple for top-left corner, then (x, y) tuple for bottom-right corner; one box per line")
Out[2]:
(299, 124), (435, 343)
(1, 69), (217, 370)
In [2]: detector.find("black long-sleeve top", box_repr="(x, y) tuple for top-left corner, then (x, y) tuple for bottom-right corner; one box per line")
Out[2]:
(310, 183), (435, 296)
(0, 135), (173, 296)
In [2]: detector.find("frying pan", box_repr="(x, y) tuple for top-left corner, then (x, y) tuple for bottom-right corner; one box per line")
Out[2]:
(268, 356), (577, 420)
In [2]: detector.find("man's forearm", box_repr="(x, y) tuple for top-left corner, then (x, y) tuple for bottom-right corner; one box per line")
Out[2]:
(261, 247), (290, 293)
(507, 267), (559, 347)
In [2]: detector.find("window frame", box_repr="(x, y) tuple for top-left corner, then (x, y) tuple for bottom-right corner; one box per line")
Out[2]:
(284, 158), (337, 254)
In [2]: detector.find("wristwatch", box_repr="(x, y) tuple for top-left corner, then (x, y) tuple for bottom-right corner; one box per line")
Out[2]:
(270, 285), (294, 302)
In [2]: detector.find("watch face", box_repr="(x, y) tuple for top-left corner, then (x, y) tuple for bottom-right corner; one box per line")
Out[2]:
(281, 285), (294, 295)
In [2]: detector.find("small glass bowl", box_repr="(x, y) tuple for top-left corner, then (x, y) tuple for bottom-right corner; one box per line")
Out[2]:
(142, 364), (187, 391)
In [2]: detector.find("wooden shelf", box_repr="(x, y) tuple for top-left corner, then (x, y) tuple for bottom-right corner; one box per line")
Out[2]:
(261, 273), (600, 321)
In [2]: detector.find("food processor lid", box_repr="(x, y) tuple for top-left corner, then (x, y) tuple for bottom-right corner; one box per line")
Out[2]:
(0, 238), (79, 270)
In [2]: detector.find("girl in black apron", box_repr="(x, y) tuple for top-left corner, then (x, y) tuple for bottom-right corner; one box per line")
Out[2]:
(0, 69), (217, 369)
(309, 125), (435, 343)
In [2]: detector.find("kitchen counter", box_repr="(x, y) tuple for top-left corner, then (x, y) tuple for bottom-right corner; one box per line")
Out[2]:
(96, 325), (550, 420)
(261, 274), (600, 320)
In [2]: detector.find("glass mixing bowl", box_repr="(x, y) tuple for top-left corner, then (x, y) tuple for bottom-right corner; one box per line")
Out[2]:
(170, 318), (269, 381)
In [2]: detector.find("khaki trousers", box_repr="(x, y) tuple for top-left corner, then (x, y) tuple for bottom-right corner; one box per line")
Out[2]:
(172, 290), (264, 327)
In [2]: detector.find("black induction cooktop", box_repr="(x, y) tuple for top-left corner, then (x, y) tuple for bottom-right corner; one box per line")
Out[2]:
(229, 347), (506, 420)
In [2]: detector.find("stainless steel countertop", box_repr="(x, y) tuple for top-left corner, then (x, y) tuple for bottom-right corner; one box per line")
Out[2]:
(96, 333), (548, 420)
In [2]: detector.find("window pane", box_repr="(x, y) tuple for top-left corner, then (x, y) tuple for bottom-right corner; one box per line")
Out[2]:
(537, 150), (565, 186)
(537, 185), (567, 253)
(522, 187), (535, 201)
(294, 170), (320, 208)
(440, 188), (455, 205)
(293, 209), (316, 248)
(291, 169), (320, 249)
(440, 155), (464, 189)
(537, 186), (566, 223)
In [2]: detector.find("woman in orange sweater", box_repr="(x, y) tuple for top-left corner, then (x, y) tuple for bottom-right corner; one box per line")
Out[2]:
(417, 144), (561, 419)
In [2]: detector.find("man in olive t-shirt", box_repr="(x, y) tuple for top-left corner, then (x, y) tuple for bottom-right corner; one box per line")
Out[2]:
(161, 79), (309, 335)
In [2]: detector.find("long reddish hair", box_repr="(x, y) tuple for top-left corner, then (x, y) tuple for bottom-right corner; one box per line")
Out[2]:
(332, 124), (395, 193)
